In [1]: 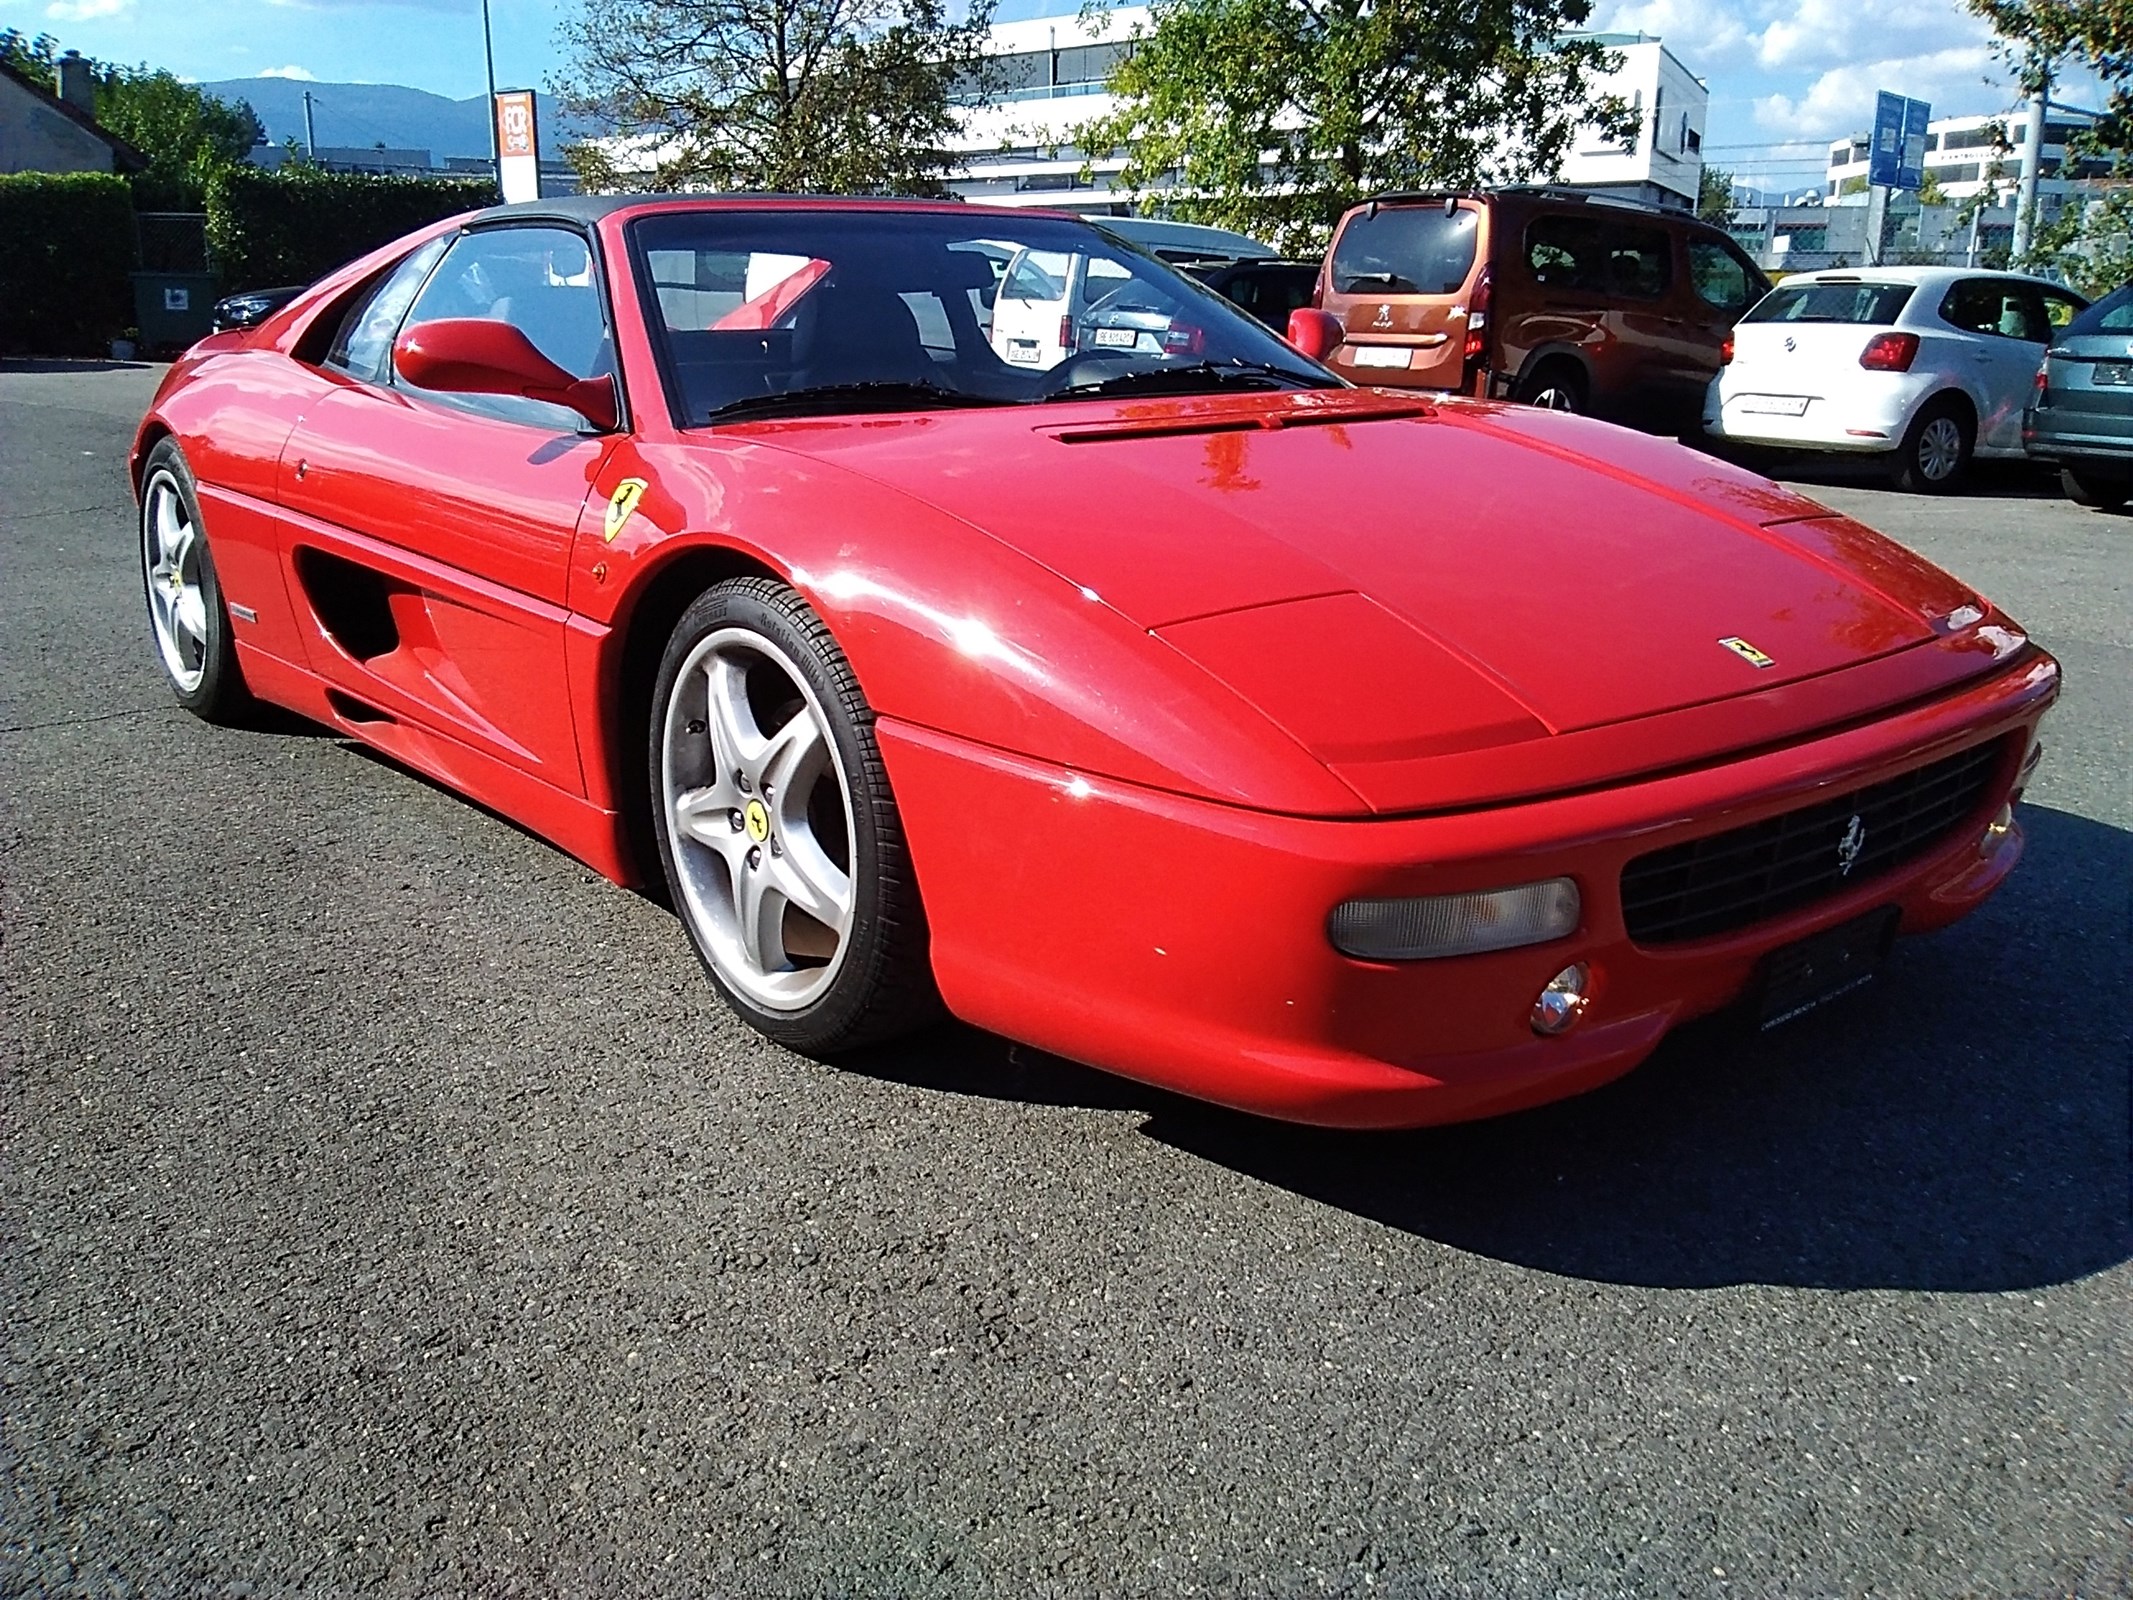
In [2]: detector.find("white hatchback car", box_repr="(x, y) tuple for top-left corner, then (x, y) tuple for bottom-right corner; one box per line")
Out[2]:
(1705, 267), (2086, 491)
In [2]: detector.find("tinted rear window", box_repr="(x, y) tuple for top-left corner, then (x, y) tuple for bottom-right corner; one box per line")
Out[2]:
(1330, 207), (1479, 296)
(1743, 281), (1916, 324)
(2066, 283), (2133, 335)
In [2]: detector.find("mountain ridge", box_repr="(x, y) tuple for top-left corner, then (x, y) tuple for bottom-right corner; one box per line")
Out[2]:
(199, 78), (596, 163)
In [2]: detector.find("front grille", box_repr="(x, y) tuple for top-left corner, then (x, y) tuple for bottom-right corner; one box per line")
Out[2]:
(1620, 739), (2007, 944)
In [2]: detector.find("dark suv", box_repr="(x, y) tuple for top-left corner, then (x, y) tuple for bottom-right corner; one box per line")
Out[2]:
(1314, 187), (1770, 432)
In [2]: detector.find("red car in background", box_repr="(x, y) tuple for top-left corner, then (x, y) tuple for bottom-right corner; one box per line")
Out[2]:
(133, 196), (2056, 1129)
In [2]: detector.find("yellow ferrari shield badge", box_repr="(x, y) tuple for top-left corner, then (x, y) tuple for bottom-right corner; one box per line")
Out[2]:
(602, 478), (648, 543)
(1718, 635), (1776, 669)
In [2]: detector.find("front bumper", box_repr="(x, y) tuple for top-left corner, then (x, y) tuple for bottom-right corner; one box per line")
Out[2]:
(879, 649), (2058, 1129)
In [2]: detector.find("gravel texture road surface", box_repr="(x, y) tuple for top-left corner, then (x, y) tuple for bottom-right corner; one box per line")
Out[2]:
(3, 362), (2127, 1598)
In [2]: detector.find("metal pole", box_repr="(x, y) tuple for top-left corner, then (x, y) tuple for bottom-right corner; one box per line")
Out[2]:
(2013, 59), (2049, 261)
(482, 0), (501, 190)
(302, 89), (316, 160)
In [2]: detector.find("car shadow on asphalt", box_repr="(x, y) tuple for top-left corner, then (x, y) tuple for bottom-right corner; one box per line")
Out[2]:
(849, 804), (2131, 1293)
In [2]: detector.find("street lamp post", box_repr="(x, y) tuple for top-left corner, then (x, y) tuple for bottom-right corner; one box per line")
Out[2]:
(482, 0), (501, 190)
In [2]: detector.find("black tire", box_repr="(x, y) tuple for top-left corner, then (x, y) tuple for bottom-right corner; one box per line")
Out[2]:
(138, 437), (252, 723)
(2059, 462), (2129, 509)
(1515, 359), (1586, 414)
(1887, 397), (1973, 493)
(647, 577), (938, 1055)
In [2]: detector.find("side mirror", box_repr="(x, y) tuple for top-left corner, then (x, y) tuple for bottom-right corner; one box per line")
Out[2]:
(1285, 308), (1344, 364)
(393, 317), (618, 432)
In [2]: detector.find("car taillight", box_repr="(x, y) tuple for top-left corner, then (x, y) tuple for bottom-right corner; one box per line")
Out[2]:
(1058, 314), (1075, 353)
(1463, 264), (1492, 364)
(2033, 357), (2051, 395)
(1721, 334), (1735, 365)
(1858, 331), (1919, 372)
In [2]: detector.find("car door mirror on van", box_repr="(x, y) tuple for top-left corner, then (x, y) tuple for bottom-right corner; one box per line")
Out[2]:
(1285, 308), (1344, 363)
(393, 318), (620, 432)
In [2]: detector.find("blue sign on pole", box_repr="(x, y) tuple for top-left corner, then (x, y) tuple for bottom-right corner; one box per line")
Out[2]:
(1869, 89), (1932, 189)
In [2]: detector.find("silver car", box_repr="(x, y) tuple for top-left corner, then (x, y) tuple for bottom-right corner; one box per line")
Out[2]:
(2025, 283), (2133, 509)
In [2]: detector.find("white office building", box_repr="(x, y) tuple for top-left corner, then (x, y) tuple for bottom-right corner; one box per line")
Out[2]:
(1823, 103), (2106, 221)
(946, 9), (1707, 220)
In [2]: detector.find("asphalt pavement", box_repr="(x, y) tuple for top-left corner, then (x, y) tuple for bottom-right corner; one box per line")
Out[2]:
(3, 362), (2127, 1598)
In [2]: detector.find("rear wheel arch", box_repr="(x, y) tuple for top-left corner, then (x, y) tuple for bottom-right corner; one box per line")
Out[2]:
(1513, 350), (1591, 411)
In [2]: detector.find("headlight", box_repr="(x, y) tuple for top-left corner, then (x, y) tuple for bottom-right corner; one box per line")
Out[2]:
(1328, 878), (1580, 960)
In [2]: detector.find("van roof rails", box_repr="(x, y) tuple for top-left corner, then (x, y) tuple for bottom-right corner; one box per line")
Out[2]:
(1357, 184), (1684, 219)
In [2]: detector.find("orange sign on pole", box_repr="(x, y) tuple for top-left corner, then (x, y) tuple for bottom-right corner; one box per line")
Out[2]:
(493, 89), (540, 202)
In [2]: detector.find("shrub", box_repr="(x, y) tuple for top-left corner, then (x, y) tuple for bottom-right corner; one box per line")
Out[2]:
(207, 165), (499, 291)
(0, 171), (137, 356)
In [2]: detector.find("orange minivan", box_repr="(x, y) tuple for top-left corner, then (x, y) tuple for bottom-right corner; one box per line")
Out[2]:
(1316, 186), (1771, 432)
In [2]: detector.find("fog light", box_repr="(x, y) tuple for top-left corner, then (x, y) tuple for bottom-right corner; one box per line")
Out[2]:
(1530, 962), (1591, 1035)
(1980, 802), (2015, 855)
(1329, 878), (1579, 960)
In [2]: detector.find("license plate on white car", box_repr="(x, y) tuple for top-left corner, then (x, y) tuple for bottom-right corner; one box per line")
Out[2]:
(1737, 395), (1811, 416)
(1350, 346), (1411, 369)
(2092, 361), (2133, 386)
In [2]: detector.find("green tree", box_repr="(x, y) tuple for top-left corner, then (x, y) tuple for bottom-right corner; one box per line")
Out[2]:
(1698, 165), (1738, 227)
(0, 29), (261, 208)
(1070, 0), (1633, 254)
(1965, 0), (2133, 284)
(556, 0), (997, 194)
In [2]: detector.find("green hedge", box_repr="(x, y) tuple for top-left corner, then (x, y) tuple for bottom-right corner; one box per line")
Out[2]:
(0, 172), (137, 357)
(206, 166), (499, 291)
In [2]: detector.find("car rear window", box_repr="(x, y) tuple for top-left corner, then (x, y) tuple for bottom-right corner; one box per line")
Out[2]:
(2066, 283), (2133, 335)
(1330, 206), (1480, 296)
(1742, 281), (1916, 324)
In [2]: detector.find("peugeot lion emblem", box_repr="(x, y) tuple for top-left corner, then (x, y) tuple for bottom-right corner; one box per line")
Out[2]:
(1836, 814), (1867, 876)
(1784, 335), (1797, 352)
(1374, 303), (1393, 328)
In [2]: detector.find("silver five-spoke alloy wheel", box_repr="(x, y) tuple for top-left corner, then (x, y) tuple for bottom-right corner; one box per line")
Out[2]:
(1916, 415), (1965, 482)
(660, 627), (857, 1011)
(143, 469), (210, 692)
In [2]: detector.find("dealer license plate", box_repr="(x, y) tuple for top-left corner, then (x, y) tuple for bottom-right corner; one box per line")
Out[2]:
(2091, 361), (2133, 386)
(1738, 395), (1811, 416)
(1351, 345), (1411, 369)
(1754, 907), (1899, 1031)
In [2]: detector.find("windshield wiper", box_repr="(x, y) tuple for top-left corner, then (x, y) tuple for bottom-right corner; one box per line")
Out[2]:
(701, 381), (1007, 424)
(1042, 359), (1344, 402)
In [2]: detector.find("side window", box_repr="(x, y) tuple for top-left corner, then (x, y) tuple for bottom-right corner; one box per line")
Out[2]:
(1941, 278), (2042, 340)
(400, 225), (611, 384)
(2040, 288), (2086, 335)
(1603, 224), (1671, 299)
(324, 235), (449, 385)
(1688, 238), (1753, 313)
(1526, 215), (1603, 290)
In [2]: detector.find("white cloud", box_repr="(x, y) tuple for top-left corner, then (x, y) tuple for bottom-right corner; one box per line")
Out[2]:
(1755, 0), (1995, 74)
(258, 64), (319, 80)
(1753, 45), (2010, 137)
(1595, 0), (1752, 62)
(43, 0), (133, 19)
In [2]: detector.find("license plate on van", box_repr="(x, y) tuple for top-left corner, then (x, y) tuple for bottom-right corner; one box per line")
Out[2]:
(1350, 346), (1411, 369)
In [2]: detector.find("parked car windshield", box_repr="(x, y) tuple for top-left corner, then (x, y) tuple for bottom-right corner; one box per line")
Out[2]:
(630, 209), (1340, 424)
(1742, 280), (1916, 325)
(1329, 206), (1480, 296)
(2064, 283), (2133, 337)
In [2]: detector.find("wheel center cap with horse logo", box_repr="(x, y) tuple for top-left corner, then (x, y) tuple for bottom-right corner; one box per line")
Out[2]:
(744, 798), (771, 843)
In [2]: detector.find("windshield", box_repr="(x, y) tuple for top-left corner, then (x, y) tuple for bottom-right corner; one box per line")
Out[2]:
(1329, 206), (1480, 296)
(631, 209), (1340, 423)
(1742, 281), (1916, 325)
(2066, 283), (2133, 336)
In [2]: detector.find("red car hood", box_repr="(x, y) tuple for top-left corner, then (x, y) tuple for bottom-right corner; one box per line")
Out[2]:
(743, 392), (1982, 784)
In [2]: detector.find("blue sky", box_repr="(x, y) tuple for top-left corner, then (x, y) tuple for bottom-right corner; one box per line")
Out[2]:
(0, 0), (2087, 187)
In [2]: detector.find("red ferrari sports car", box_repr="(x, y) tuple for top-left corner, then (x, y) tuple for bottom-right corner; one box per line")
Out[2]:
(133, 196), (2057, 1128)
